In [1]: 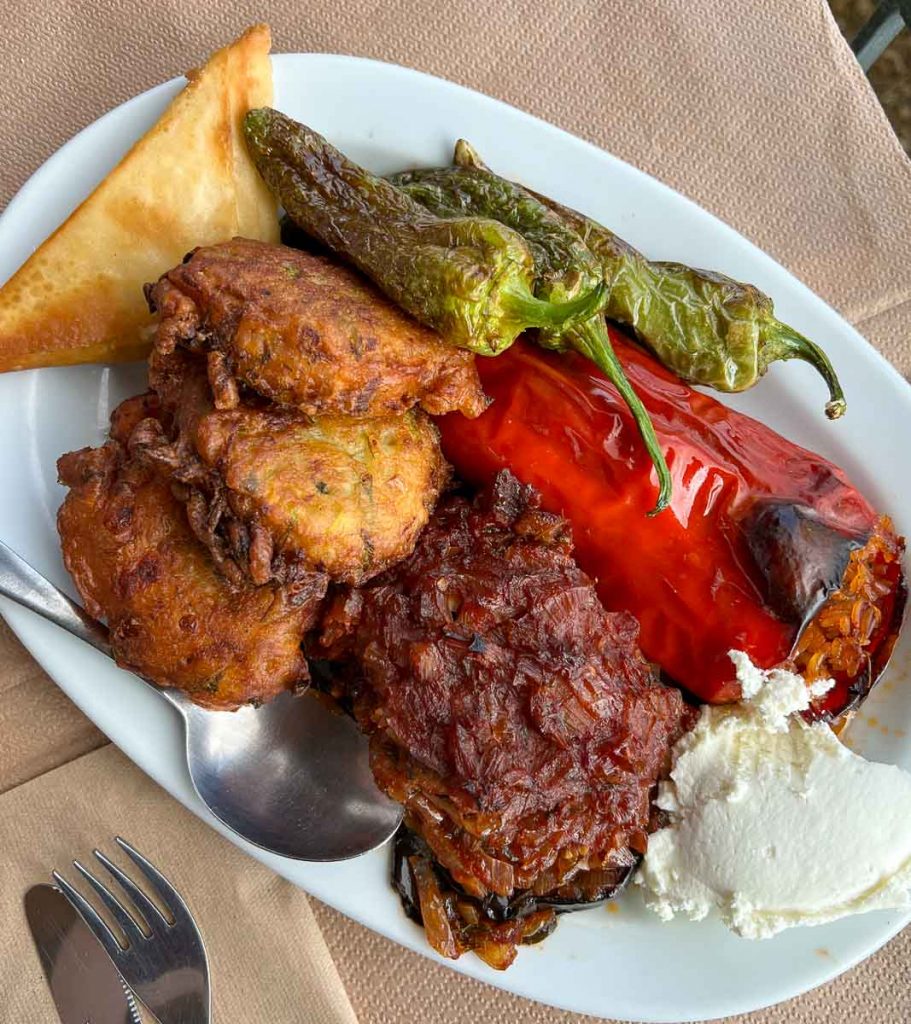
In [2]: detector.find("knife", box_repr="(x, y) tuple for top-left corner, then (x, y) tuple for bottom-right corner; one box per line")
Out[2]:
(25, 884), (142, 1024)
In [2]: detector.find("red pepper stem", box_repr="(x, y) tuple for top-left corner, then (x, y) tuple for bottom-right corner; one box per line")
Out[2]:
(766, 324), (847, 420)
(569, 319), (672, 516)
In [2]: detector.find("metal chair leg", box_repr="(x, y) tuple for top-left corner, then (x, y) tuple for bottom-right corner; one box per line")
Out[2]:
(852, 0), (906, 71)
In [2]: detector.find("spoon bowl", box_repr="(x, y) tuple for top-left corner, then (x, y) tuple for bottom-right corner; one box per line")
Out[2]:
(0, 540), (403, 861)
(167, 688), (402, 860)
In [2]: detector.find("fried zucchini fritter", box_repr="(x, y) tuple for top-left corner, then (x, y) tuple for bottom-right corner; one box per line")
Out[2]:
(194, 405), (448, 584)
(146, 238), (488, 419)
(57, 441), (325, 709)
(133, 348), (449, 586)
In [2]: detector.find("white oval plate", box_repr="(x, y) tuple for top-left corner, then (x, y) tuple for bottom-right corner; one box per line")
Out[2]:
(1, 54), (910, 1022)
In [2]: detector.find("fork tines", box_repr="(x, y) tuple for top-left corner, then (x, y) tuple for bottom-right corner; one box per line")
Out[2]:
(52, 837), (175, 954)
(51, 837), (210, 1023)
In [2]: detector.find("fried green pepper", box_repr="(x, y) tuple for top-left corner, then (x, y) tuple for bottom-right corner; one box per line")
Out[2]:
(453, 140), (846, 419)
(388, 164), (672, 514)
(243, 109), (602, 356)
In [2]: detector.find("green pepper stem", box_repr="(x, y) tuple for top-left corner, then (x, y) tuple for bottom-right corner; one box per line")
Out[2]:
(504, 282), (606, 332)
(767, 324), (847, 420)
(569, 319), (672, 516)
(453, 139), (488, 170)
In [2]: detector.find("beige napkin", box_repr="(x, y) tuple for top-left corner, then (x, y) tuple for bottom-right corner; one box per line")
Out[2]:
(1, 2), (910, 1022)
(0, 743), (358, 1023)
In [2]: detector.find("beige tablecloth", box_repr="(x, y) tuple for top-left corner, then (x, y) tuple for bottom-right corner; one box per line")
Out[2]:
(2, 2), (910, 1022)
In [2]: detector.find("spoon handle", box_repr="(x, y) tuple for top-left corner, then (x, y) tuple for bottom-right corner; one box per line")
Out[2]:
(0, 540), (112, 657)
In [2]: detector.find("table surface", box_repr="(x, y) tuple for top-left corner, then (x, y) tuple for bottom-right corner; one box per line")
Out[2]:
(2, 2), (910, 1021)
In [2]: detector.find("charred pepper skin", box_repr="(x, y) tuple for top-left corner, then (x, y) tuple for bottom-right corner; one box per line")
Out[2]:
(389, 165), (672, 515)
(388, 165), (605, 315)
(243, 109), (603, 357)
(453, 139), (847, 420)
(435, 330), (902, 716)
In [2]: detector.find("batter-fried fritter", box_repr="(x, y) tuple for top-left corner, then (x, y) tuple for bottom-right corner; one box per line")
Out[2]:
(146, 238), (488, 419)
(110, 391), (162, 442)
(315, 472), (688, 967)
(57, 441), (326, 709)
(133, 349), (449, 585)
(195, 406), (448, 584)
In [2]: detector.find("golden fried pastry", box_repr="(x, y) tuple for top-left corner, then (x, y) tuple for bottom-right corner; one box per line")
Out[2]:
(57, 441), (325, 709)
(0, 26), (277, 373)
(146, 238), (487, 419)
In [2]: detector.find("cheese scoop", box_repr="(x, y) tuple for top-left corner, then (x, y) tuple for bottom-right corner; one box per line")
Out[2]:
(637, 651), (911, 938)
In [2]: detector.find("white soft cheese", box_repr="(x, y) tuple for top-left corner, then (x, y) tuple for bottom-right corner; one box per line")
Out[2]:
(636, 652), (911, 939)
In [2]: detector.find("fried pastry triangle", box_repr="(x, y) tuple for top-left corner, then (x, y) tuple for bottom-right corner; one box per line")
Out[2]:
(0, 23), (278, 372)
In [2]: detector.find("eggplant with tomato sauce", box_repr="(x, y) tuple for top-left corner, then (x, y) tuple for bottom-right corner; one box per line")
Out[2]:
(313, 473), (689, 968)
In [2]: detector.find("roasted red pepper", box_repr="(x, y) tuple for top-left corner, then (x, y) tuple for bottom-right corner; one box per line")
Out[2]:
(437, 329), (905, 713)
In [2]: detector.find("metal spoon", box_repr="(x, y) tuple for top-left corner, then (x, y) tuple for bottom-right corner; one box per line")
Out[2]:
(0, 540), (402, 861)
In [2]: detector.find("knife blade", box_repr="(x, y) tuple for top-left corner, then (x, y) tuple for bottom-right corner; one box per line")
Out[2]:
(25, 884), (141, 1024)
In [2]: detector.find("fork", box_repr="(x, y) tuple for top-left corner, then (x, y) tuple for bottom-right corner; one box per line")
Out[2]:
(52, 837), (211, 1024)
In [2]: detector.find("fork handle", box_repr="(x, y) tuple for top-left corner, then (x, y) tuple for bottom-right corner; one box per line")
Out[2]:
(0, 540), (112, 656)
